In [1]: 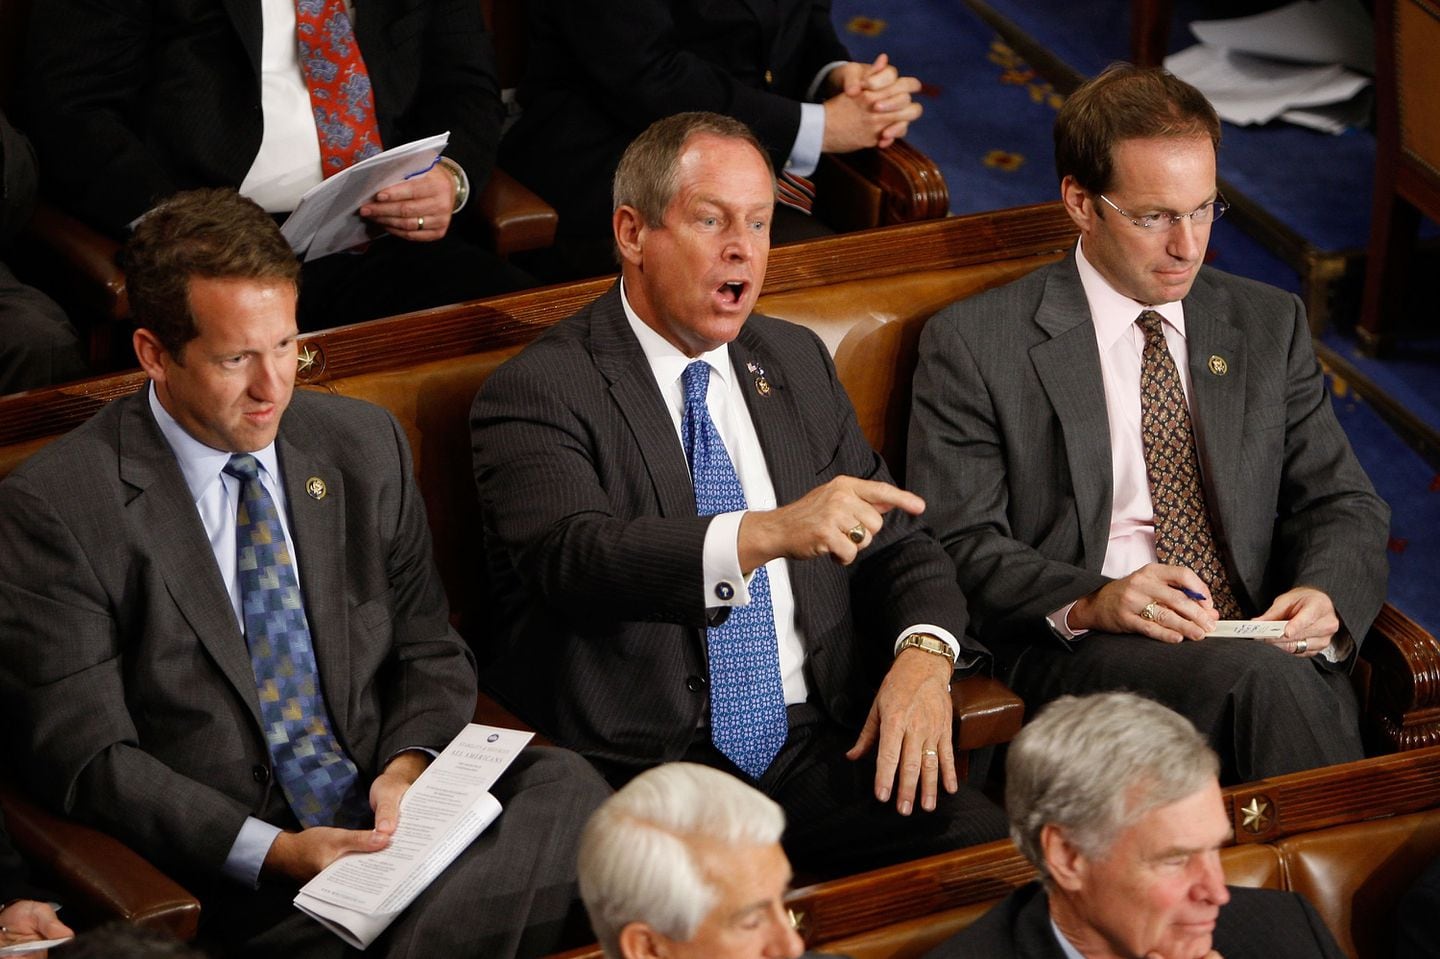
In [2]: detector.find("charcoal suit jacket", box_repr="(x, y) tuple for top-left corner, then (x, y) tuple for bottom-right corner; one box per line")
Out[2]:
(906, 251), (1389, 657)
(0, 389), (476, 889)
(471, 283), (983, 771)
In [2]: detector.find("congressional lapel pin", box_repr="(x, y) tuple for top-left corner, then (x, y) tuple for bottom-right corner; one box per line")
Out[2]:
(747, 360), (771, 397)
(305, 476), (327, 500)
(1208, 355), (1229, 376)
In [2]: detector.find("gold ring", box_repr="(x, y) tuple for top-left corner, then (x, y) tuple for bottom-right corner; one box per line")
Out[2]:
(1140, 601), (1161, 621)
(1294, 638), (1308, 655)
(416, 216), (425, 231)
(847, 524), (866, 545)
(922, 748), (938, 757)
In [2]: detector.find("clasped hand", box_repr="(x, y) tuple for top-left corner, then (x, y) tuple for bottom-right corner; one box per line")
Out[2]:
(822, 53), (924, 153)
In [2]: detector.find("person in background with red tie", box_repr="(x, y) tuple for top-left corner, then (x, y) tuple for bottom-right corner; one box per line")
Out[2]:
(20, 0), (529, 333)
(906, 65), (1389, 784)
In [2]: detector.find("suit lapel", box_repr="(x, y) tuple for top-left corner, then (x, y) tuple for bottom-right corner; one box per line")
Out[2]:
(221, 0), (263, 76)
(118, 395), (262, 728)
(731, 322), (809, 505)
(1029, 259), (1113, 570)
(277, 426), (353, 724)
(1181, 278), (1248, 584)
(590, 286), (697, 518)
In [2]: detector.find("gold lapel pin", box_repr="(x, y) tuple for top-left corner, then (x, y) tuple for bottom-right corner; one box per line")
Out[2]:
(755, 376), (771, 396)
(1208, 355), (1229, 376)
(305, 476), (327, 500)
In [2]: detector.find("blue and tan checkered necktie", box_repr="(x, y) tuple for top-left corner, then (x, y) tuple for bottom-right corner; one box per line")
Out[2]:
(680, 361), (788, 780)
(224, 453), (370, 828)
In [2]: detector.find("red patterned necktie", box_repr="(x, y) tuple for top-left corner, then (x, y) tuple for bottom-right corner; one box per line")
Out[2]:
(295, 0), (384, 177)
(1137, 310), (1243, 618)
(777, 171), (816, 215)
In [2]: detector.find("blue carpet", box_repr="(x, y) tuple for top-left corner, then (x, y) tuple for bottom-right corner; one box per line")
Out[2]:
(831, 0), (1439, 635)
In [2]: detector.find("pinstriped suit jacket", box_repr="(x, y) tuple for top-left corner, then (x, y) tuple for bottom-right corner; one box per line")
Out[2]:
(471, 283), (982, 771)
(907, 253), (1389, 655)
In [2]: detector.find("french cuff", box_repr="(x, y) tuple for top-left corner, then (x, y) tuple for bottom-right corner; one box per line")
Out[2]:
(1322, 628), (1355, 664)
(786, 102), (826, 177)
(438, 156), (471, 213)
(1045, 601), (1088, 641)
(222, 816), (284, 888)
(703, 510), (752, 607)
(892, 625), (976, 670)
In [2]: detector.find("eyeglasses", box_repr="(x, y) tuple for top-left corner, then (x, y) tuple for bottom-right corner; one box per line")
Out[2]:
(1097, 193), (1229, 230)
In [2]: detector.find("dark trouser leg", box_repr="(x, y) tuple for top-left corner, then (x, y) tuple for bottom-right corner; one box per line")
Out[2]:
(685, 705), (1008, 878)
(1006, 635), (1363, 783)
(297, 232), (533, 333)
(201, 747), (609, 959)
(0, 265), (86, 394)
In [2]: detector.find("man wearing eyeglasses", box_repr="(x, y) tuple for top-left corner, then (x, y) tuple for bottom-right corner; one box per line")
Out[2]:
(906, 64), (1388, 783)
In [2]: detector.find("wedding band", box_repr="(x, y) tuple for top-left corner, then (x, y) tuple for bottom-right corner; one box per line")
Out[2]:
(1294, 638), (1309, 655)
(1140, 601), (1160, 621)
(847, 524), (866, 544)
(922, 748), (938, 757)
(416, 216), (424, 231)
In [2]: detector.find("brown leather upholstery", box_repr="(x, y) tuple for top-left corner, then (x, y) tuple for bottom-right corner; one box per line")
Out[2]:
(478, 167), (558, 257)
(1281, 808), (1440, 959)
(0, 784), (199, 938)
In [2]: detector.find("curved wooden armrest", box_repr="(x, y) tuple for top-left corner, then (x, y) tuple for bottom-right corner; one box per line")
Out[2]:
(814, 139), (950, 233)
(24, 202), (128, 321)
(952, 673), (1024, 752)
(475, 166), (558, 257)
(0, 783), (199, 939)
(1359, 602), (1440, 752)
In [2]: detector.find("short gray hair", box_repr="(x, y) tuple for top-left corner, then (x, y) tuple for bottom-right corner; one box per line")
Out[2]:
(612, 112), (773, 227)
(578, 763), (787, 958)
(1006, 692), (1219, 877)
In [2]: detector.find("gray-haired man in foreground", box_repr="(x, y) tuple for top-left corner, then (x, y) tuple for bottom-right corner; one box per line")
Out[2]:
(579, 762), (830, 959)
(923, 692), (1345, 959)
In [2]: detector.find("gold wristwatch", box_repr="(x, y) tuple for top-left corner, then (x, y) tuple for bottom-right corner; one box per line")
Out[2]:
(896, 631), (957, 667)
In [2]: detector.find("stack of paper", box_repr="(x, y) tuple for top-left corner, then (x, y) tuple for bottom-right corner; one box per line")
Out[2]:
(1164, 0), (1374, 134)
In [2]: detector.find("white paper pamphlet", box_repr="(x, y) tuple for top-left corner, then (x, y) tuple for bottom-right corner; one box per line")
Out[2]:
(281, 132), (449, 262)
(1205, 620), (1289, 639)
(294, 723), (532, 949)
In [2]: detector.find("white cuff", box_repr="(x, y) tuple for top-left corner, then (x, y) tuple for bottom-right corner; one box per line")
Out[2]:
(222, 816), (284, 888)
(702, 510), (752, 607)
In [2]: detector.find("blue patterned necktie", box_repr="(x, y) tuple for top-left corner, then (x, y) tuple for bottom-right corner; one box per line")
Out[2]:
(224, 454), (370, 828)
(680, 361), (788, 780)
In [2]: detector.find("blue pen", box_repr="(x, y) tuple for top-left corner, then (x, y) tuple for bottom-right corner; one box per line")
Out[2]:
(1179, 587), (1207, 602)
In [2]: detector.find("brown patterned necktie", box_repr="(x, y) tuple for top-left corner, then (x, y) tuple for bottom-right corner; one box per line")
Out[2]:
(1137, 310), (1243, 618)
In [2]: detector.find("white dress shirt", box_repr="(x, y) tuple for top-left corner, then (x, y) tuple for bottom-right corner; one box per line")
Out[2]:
(620, 283), (961, 706)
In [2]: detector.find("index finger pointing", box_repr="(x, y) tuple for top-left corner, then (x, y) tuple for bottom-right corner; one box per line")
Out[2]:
(851, 479), (925, 515)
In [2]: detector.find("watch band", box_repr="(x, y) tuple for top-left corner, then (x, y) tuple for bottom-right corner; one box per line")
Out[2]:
(896, 631), (957, 667)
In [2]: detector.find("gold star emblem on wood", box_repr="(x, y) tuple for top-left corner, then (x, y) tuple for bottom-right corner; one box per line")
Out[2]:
(1240, 796), (1272, 834)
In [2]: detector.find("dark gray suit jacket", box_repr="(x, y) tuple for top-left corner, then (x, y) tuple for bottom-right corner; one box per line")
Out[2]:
(22, 0), (503, 235)
(907, 252), (1389, 654)
(471, 283), (982, 771)
(500, 0), (850, 238)
(922, 882), (1346, 959)
(0, 389), (476, 887)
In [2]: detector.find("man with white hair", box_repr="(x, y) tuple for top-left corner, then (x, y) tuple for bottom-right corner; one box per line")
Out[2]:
(923, 692), (1345, 959)
(579, 762), (826, 959)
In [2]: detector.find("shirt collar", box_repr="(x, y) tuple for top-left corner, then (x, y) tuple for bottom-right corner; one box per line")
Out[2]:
(1075, 238), (1186, 352)
(620, 277), (734, 392)
(147, 382), (283, 504)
